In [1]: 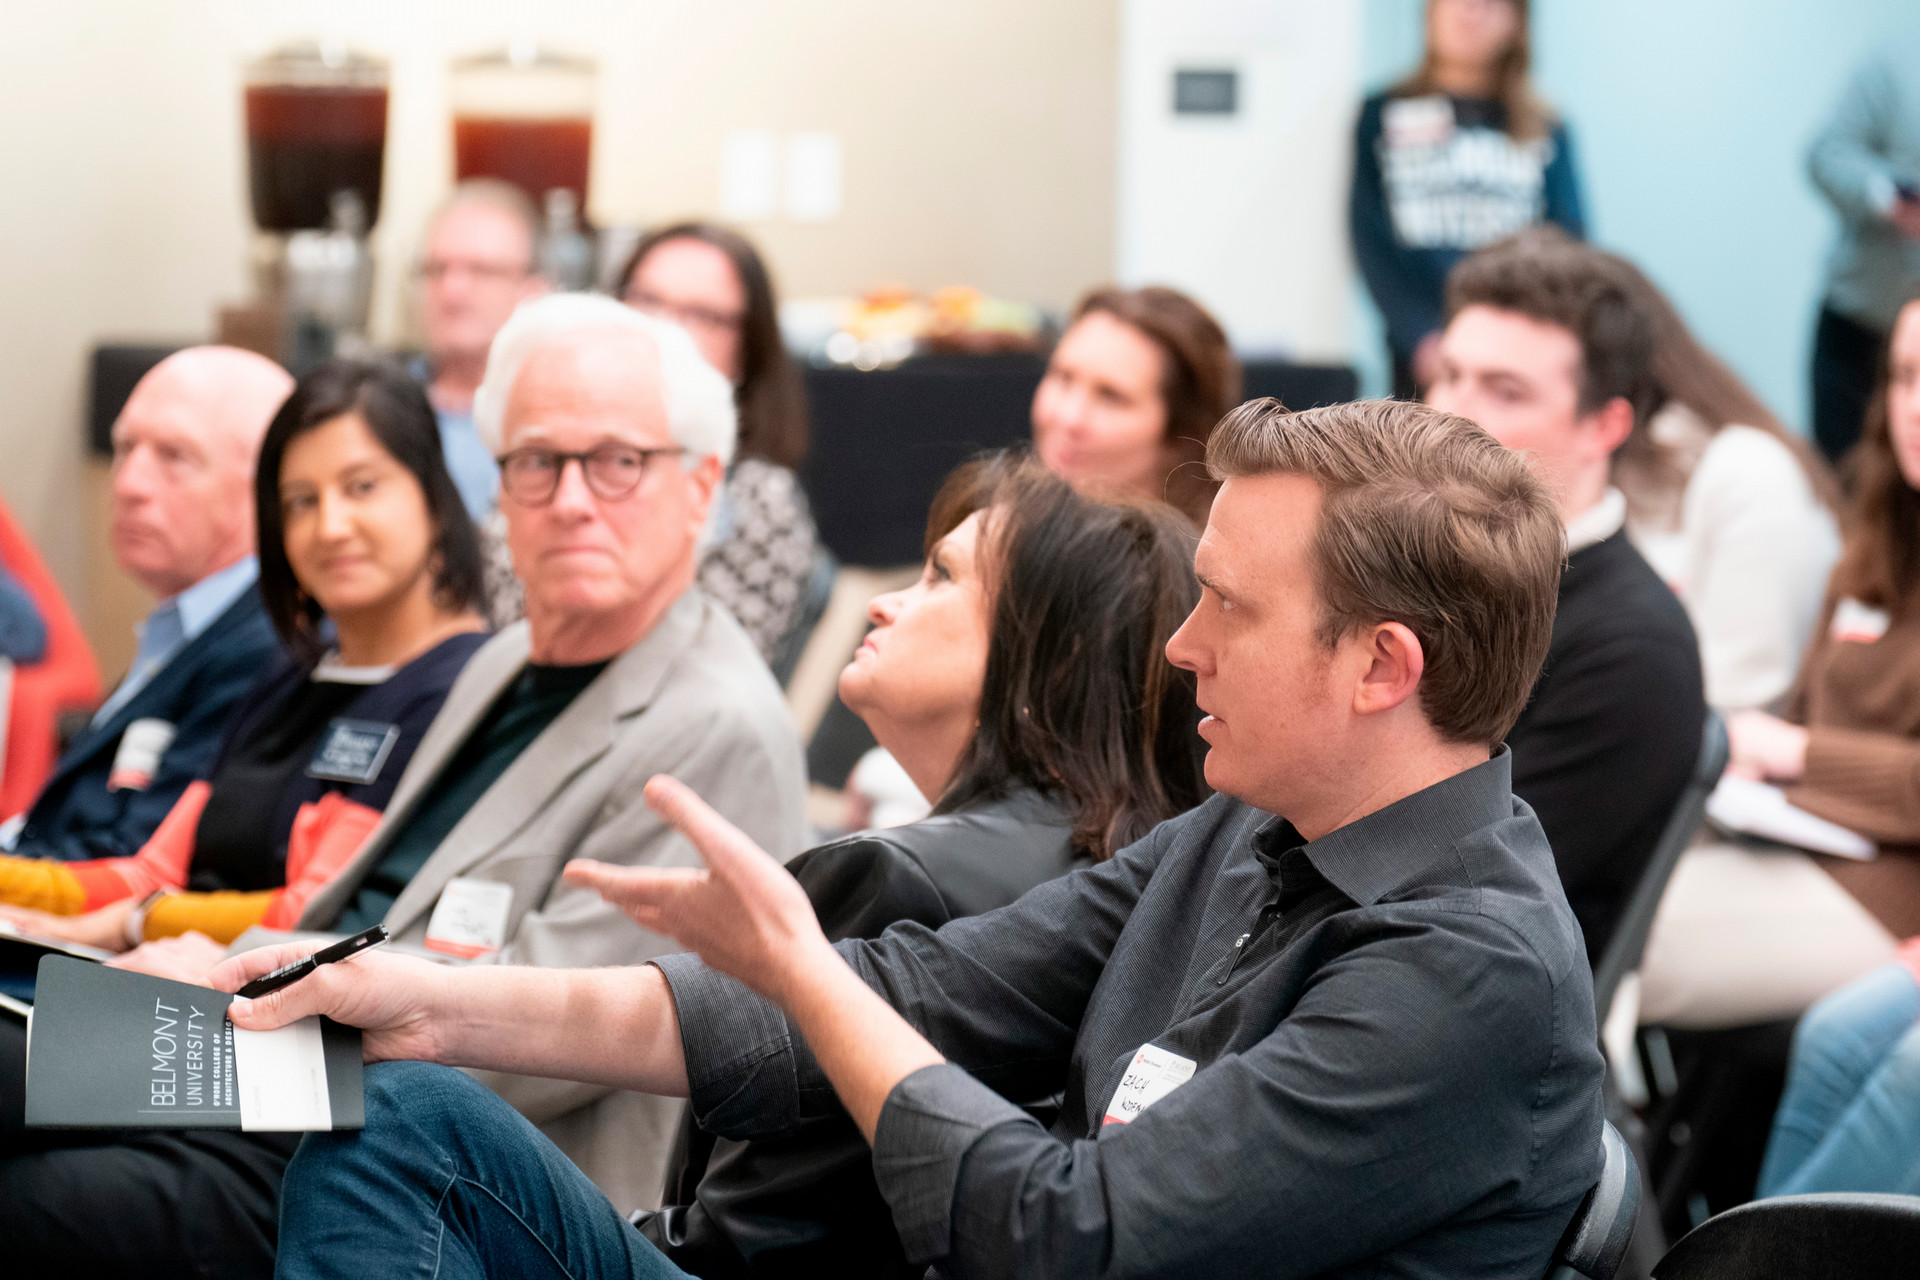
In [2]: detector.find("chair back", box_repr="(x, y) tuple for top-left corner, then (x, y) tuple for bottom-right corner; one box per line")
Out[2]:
(1651, 1192), (1920, 1278)
(1591, 710), (1727, 1026)
(1547, 1120), (1642, 1280)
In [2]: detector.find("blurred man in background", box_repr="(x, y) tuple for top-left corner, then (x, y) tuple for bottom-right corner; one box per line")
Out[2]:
(411, 179), (550, 518)
(1428, 231), (1706, 966)
(5, 346), (289, 865)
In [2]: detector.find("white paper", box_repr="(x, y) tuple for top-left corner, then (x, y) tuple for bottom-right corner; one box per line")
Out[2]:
(1705, 774), (1876, 861)
(232, 1016), (332, 1131)
(1103, 1042), (1197, 1127)
(720, 130), (780, 221)
(784, 132), (843, 222)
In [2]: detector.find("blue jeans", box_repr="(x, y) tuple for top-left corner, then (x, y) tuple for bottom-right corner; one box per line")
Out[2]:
(1758, 964), (1920, 1196)
(276, 1061), (691, 1280)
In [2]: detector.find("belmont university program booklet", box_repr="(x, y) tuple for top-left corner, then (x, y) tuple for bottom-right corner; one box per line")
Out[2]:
(24, 955), (364, 1131)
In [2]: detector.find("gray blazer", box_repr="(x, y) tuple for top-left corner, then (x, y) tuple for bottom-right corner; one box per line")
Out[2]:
(298, 589), (808, 1211)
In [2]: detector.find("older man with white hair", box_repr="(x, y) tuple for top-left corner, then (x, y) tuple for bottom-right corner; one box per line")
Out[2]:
(265, 294), (805, 1215)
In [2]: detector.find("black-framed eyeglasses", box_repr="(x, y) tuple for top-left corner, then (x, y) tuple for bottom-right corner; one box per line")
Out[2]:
(496, 444), (685, 506)
(623, 288), (746, 336)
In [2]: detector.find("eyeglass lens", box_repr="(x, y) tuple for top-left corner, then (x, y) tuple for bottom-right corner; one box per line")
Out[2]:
(501, 447), (655, 503)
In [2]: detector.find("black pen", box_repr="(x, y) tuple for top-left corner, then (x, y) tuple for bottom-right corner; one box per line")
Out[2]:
(237, 924), (390, 1000)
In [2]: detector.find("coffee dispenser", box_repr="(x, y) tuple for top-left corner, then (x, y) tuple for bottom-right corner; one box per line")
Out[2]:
(450, 46), (598, 290)
(225, 41), (389, 369)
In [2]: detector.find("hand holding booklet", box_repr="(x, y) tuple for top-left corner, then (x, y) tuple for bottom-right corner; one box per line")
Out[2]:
(1704, 774), (1877, 861)
(24, 955), (364, 1132)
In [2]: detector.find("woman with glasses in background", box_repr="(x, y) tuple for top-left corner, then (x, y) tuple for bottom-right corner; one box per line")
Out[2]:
(616, 223), (820, 670)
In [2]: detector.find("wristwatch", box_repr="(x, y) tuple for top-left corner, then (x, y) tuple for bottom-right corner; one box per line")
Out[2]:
(124, 889), (165, 950)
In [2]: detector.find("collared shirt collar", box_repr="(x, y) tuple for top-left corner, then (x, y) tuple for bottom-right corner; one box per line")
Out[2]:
(1252, 748), (1515, 908)
(1564, 487), (1627, 554)
(171, 556), (258, 642)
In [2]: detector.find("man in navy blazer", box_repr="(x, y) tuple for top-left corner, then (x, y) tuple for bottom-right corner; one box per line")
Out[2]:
(5, 347), (292, 863)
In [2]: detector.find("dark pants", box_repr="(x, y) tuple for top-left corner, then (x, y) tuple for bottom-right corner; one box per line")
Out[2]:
(279, 1061), (690, 1280)
(1811, 305), (1885, 463)
(0, 1013), (298, 1279)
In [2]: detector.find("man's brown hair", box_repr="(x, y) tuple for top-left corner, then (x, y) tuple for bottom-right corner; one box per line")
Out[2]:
(1208, 398), (1562, 746)
(1445, 227), (1659, 426)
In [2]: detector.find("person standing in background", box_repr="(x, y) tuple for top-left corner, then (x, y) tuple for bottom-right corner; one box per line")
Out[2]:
(411, 180), (551, 519)
(1807, 42), (1920, 462)
(1351, 0), (1584, 400)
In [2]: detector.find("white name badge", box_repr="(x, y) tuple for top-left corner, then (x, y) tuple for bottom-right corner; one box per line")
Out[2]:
(1102, 1042), (1197, 1128)
(423, 877), (514, 959)
(108, 718), (177, 792)
(1832, 597), (1892, 645)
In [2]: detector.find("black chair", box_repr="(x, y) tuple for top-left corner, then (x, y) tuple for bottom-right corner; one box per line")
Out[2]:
(1549, 1121), (1643, 1280)
(1651, 1192), (1920, 1278)
(1593, 711), (1729, 1029)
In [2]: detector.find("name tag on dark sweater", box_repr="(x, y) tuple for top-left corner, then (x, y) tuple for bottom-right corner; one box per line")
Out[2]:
(306, 719), (400, 785)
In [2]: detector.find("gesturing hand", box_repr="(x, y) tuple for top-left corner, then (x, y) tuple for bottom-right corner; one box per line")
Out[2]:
(563, 775), (835, 1009)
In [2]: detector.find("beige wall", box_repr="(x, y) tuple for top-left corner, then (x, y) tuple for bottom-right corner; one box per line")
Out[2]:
(0, 0), (1118, 674)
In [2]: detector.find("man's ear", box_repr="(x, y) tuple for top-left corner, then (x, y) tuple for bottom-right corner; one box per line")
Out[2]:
(1351, 621), (1426, 719)
(686, 453), (725, 534)
(1587, 395), (1636, 458)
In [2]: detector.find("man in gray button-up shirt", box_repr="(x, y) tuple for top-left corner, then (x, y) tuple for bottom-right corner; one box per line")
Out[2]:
(224, 398), (1607, 1280)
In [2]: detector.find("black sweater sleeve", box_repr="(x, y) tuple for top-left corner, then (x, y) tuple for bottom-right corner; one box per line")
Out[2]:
(1506, 541), (1705, 962)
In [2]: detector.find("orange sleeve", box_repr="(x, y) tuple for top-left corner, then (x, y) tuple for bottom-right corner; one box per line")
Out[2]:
(260, 792), (384, 931)
(64, 780), (212, 910)
(0, 854), (86, 914)
(138, 791), (387, 943)
(141, 890), (277, 945)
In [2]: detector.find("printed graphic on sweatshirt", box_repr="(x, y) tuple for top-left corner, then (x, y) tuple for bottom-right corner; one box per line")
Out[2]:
(1379, 95), (1555, 250)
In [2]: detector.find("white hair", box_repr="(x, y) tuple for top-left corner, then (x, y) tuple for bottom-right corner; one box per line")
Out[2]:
(471, 292), (737, 466)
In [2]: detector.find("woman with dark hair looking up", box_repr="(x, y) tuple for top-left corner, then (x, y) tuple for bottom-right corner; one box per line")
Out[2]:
(637, 452), (1209, 1277)
(0, 359), (490, 1277)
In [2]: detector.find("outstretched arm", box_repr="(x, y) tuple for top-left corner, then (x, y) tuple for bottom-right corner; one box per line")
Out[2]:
(209, 935), (691, 1097)
(563, 775), (944, 1140)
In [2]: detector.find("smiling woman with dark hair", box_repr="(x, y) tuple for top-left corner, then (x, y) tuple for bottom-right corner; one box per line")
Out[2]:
(0, 358), (490, 1279)
(0, 360), (489, 948)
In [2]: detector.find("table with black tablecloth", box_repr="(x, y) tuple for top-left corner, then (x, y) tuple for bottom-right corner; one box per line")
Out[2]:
(799, 353), (1358, 567)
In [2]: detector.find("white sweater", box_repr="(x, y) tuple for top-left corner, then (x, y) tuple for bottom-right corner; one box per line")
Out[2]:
(1626, 412), (1839, 712)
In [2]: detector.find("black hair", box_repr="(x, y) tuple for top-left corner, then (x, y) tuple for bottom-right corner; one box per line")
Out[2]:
(254, 359), (486, 661)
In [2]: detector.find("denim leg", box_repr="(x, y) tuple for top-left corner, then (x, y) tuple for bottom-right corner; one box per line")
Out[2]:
(276, 1061), (692, 1280)
(1758, 965), (1920, 1196)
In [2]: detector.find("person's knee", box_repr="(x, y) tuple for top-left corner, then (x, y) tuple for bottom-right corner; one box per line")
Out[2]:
(1875, 1023), (1920, 1095)
(365, 1059), (496, 1136)
(1796, 966), (1919, 1063)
